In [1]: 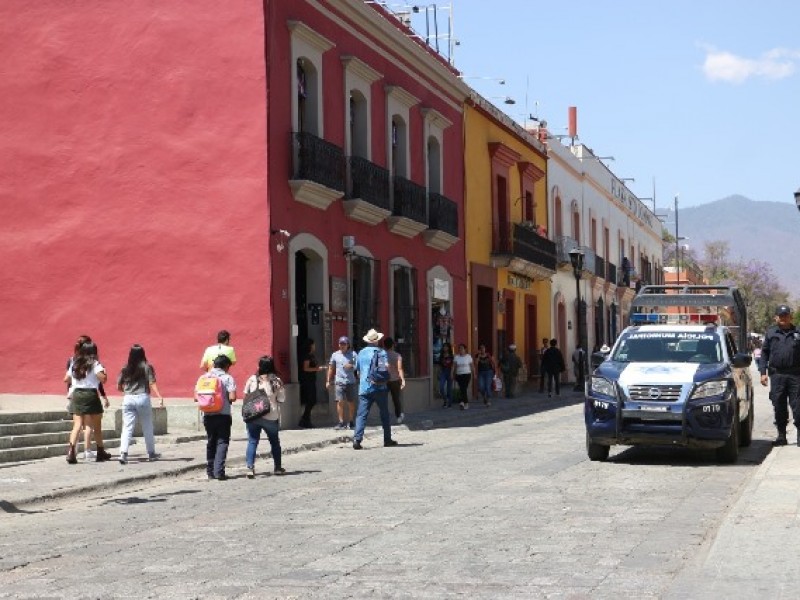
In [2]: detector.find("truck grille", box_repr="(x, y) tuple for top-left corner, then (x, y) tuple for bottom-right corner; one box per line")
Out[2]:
(628, 385), (682, 402)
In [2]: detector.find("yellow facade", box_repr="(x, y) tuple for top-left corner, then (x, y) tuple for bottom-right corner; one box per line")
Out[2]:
(463, 100), (552, 379)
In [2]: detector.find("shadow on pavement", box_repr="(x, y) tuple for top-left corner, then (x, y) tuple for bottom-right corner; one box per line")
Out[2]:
(609, 438), (773, 467)
(101, 488), (202, 505)
(0, 499), (46, 514)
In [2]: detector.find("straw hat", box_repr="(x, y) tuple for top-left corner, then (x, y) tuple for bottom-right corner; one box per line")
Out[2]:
(362, 328), (384, 344)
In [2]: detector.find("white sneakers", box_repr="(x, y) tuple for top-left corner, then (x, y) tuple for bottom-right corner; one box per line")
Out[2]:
(397, 413), (405, 424)
(84, 450), (97, 461)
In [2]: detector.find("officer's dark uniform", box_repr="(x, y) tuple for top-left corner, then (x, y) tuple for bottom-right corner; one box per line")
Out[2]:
(758, 305), (800, 445)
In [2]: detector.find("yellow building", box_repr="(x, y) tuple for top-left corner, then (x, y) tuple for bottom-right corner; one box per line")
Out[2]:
(463, 96), (554, 384)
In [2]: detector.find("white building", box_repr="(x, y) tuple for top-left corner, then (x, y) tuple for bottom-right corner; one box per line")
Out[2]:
(546, 140), (663, 368)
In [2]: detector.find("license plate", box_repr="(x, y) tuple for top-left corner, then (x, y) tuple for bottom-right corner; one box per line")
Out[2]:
(639, 405), (668, 411)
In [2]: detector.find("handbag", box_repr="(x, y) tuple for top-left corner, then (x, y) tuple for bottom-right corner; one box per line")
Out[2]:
(493, 375), (503, 393)
(241, 377), (271, 422)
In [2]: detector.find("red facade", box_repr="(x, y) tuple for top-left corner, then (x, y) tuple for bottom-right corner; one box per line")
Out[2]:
(0, 0), (466, 396)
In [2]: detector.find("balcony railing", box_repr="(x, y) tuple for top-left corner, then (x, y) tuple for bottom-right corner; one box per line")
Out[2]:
(556, 235), (579, 264)
(493, 222), (557, 271)
(428, 193), (458, 237)
(291, 131), (345, 192)
(347, 156), (390, 211)
(392, 176), (427, 224)
(595, 254), (606, 279)
(607, 261), (617, 285)
(581, 247), (596, 275)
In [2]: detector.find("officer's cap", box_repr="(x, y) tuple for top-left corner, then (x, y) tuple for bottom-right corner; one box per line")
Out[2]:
(775, 304), (793, 316)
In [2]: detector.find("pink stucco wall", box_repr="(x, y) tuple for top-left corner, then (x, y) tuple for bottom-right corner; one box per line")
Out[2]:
(0, 1), (270, 393)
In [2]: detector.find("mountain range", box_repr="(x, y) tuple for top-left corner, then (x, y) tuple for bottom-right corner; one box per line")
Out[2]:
(660, 195), (800, 300)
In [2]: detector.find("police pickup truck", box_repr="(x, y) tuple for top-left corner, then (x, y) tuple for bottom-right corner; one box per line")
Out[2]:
(584, 285), (754, 463)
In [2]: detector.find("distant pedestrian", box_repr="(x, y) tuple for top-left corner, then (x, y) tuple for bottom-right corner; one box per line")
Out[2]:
(571, 343), (585, 381)
(500, 344), (523, 398)
(116, 344), (164, 465)
(541, 338), (566, 397)
(199, 354), (236, 480)
(438, 342), (454, 408)
(538, 337), (549, 393)
(352, 328), (397, 450)
(326, 336), (358, 430)
(299, 338), (326, 428)
(242, 355), (285, 478)
(758, 304), (800, 446)
(453, 343), (475, 410)
(64, 342), (111, 464)
(383, 337), (406, 424)
(199, 329), (237, 371)
(474, 343), (498, 406)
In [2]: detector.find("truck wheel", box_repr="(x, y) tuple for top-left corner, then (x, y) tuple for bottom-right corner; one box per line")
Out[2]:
(586, 432), (610, 462)
(716, 410), (740, 463)
(739, 401), (754, 447)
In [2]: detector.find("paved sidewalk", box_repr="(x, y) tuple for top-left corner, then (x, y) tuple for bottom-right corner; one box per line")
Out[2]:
(0, 389), (579, 511)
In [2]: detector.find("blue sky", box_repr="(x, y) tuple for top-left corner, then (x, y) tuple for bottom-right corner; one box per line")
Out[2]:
(405, 1), (800, 209)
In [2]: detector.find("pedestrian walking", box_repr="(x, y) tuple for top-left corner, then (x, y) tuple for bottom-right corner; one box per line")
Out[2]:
(352, 328), (397, 450)
(383, 337), (406, 424)
(242, 355), (285, 478)
(538, 337), (549, 393)
(572, 343), (585, 386)
(453, 343), (475, 410)
(64, 342), (111, 464)
(758, 304), (800, 446)
(299, 338), (326, 428)
(199, 329), (237, 371)
(500, 344), (523, 398)
(474, 343), (497, 406)
(65, 334), (108, 460)
(437, 342), (454, 407)
(541, 338), (566, 397)
(198, 354), (236, 480)
(326, 336), (358, 430)
(116, 344), (164, 465)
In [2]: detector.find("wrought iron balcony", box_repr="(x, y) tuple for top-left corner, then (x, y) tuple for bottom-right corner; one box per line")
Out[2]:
(595, 254), (606, 279)
(289, 131), (346, 209)
(427, 193), (458, 237)
(386, 176), (428, 238)
(607, 261), (617, 285)
(342, 156), (391, 225)
(490, 222), (557, 279)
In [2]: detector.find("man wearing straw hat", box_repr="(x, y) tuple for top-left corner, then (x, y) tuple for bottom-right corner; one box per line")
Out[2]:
(352, 328), (398, 450)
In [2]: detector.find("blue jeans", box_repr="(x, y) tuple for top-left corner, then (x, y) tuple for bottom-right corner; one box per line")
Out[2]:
(203, 414), (232, 478)
(245, 419), (281, 470)
(478, 370), (494, 399)
(120, 393), (155, 455)
(438, 370), (452, 405)
(353, 388), (391, 443)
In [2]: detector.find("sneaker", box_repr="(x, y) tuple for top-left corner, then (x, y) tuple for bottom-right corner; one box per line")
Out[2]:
(463, 403), (469, 410)
(246, 467), (255, 479)
(353, 440), (363, 450)
(274, 467), (286, 475)
(214, 474), (228, 481)
(348, 421), (355, 429)
(118, 452), (128, 465)
(384, 440), (398, 447)
(442, 401), (448, 408)
(84, 450), (97, 461)
(459, 402), (465, 410)
(397, 413), (404, 424)
(148, 453), (161, 462)
(334, 422), (346, 430)
(95, 448), (112, 462)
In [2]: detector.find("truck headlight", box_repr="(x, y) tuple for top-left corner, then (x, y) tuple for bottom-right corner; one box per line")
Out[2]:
(591, 376), (616, 398)
(691, 380), (728, 399)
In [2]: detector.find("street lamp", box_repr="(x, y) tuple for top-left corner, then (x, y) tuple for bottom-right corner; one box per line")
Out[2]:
(794, 188), (800, 212)
(569, 247), (586, 391)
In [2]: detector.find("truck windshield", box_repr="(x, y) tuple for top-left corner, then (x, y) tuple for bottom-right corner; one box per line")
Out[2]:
(611, 332), (722, 364)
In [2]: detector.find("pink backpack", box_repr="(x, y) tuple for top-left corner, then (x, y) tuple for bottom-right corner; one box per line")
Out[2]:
(194, 373), (225, 413)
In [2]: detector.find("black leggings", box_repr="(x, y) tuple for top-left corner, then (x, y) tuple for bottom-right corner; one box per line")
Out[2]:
(455, 373), (471, 403)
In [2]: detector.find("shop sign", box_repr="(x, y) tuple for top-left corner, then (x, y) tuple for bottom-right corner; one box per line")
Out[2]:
(507, 273), (532, 290)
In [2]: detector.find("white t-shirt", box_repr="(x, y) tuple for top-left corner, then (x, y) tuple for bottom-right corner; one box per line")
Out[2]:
(454, 354), (473, 375)
(67, 360), (106, 391)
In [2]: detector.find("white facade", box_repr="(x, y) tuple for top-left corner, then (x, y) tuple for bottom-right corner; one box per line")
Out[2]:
(546, 141), (663, 366)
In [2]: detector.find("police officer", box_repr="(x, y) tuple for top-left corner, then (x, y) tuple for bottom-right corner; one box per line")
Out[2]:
(758, 304), (800, 446)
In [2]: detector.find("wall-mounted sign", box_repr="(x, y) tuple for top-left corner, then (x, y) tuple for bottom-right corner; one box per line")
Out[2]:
(507, 273), (533, 290)
(433, 278), (450, 300)
(330, 276), (347, 312)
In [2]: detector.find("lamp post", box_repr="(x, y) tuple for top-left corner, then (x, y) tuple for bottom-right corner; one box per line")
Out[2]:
(569, 247), (586, 391)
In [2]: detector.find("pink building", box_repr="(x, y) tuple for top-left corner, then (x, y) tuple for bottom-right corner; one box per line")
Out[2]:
(1, 1), (467, 421)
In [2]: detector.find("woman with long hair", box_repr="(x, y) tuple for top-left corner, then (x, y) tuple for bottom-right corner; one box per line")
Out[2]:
(438, 342), (454, 408)
(474, 343), (498, 406)
(298, 338), (325, 428)
(242, 355), (285, 478)
(64, 342), (111, 463)
(116, 344), (164, 464)
(453, 343), (476, 410)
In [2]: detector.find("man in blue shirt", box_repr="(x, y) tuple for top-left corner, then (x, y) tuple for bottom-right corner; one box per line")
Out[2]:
(326, 336), (358, 430)
(352, 328), (397, 450)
